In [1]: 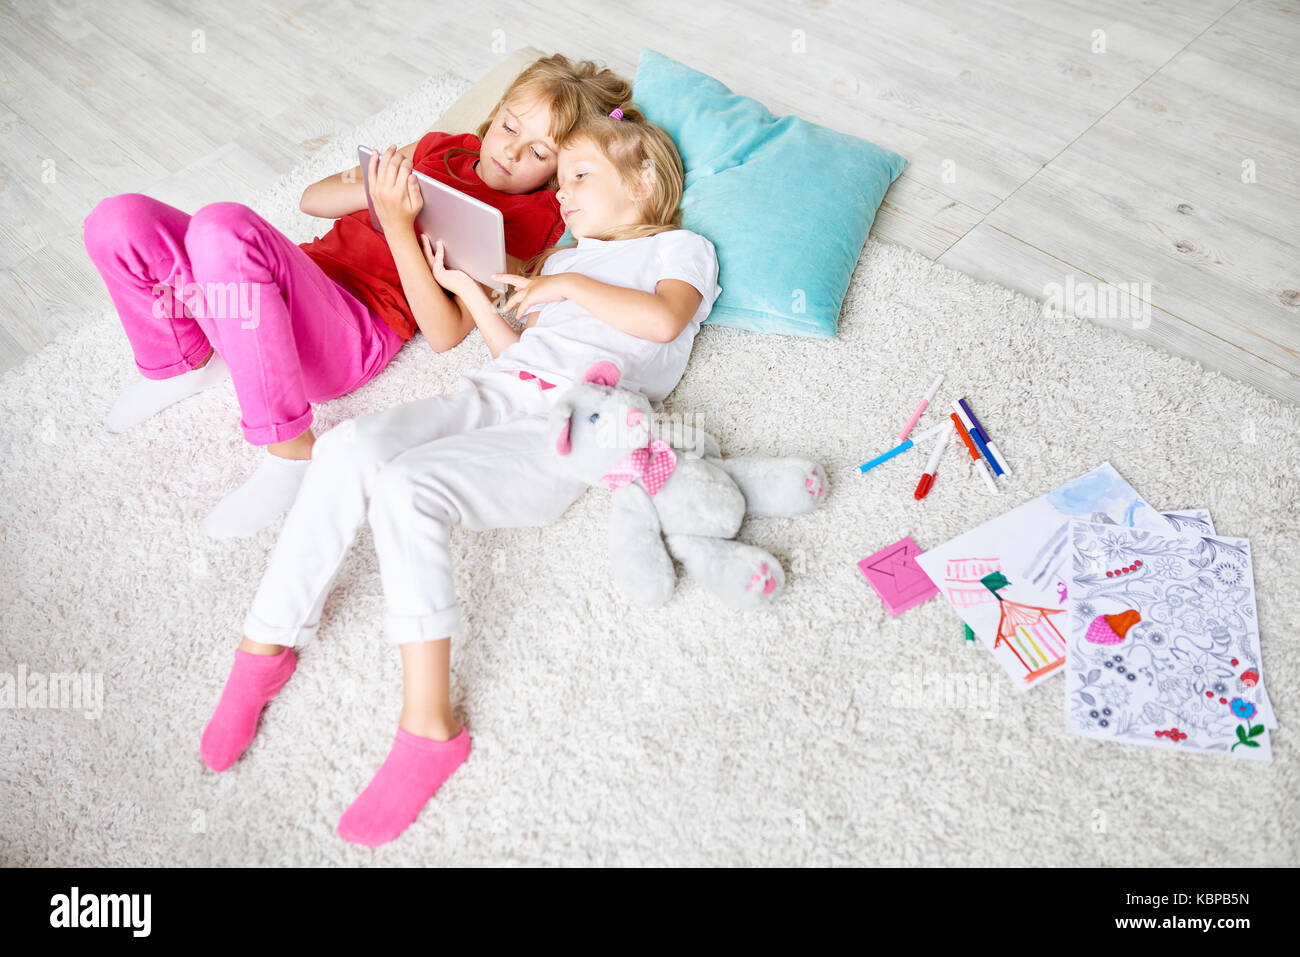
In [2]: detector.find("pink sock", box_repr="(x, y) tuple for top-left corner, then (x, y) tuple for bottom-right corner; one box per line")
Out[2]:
(200, 647), (296, 771)
(337, 726), (472, 847)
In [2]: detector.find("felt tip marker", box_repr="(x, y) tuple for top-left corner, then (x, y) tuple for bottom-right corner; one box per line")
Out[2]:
(859, 422), (949, 474)
(897, 374), (944, 443)
(956, 397), (984, 439)
(914, 420), (954, 499)
(950, 411), (999, 494)
(950, 412), (980, 461)
(952, 399), (1002, 476)
(968, 420), (1004, 477)
(984, 438), (1012, 477)
(973, 452), (1000, 494)
(957, 397), (1012, 477)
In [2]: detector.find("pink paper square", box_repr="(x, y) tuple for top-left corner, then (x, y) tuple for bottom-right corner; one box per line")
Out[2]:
(857, 536), (940, 616)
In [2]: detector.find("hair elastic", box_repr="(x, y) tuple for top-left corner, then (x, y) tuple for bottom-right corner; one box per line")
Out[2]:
(609, 108), (624, 121)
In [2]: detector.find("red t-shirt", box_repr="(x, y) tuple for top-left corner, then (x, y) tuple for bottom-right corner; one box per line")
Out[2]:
(298, 131), (565, 342)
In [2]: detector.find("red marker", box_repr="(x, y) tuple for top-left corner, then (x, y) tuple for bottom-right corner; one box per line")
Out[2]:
(914, 421), (954, 499)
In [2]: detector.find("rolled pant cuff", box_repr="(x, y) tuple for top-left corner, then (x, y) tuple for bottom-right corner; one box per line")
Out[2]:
(136, 345), (213, 380)
(385, 607), (466, 644)
(242, 611), (317, 648)
(242, 406), (313, 445)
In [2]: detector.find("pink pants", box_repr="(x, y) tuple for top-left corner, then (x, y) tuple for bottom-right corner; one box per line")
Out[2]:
(82, 193), (405, 444)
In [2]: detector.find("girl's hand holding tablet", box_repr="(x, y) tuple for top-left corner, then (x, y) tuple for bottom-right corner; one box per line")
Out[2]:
(368, 144), (424, 230)
(422, 236), (478, 299)
(422, 235), (503, 306)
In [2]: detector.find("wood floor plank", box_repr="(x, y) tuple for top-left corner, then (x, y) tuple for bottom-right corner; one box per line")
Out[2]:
(0, 232), (110, 356)
(0, 30), (170, 199)
(943, 0), (1300, 401)
(939, 224), (1300, 404)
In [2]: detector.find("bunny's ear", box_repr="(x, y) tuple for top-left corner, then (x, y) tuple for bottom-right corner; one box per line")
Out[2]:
(582, 359), (621, 388)
(549, 399), (575, 456)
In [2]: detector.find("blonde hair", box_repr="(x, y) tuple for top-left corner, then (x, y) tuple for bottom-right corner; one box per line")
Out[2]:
(442, 53), (631, 189)
(524, 103), (685, 276)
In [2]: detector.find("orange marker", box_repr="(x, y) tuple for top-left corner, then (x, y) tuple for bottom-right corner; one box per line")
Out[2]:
(950, 412), (980, 459)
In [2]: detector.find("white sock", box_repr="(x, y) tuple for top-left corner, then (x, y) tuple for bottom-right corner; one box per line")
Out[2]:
(201, 449), (312, 539)
(105, 351), (229, 433)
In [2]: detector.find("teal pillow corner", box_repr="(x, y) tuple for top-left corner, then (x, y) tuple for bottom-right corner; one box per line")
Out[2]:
(630, 48), (909, 338)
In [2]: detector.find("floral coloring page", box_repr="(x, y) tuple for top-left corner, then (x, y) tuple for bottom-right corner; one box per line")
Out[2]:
(1065, 520), (1275, 761)
(1160, 509), (1214, 536)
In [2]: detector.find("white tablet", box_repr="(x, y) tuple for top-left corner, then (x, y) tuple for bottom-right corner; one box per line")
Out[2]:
(358, 145), (507, 295)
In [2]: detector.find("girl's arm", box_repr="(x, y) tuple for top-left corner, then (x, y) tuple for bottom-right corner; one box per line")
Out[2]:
(465, 290), (523, 359)
(299, 138), (422, 219)
(364, 144), (474, 352)
(499, 272), (703, 344)
(424, 237), (521, 358)
(389, 230), (474, 352)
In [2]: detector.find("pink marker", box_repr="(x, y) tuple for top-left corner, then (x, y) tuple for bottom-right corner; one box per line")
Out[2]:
(898, 374), (944, 443)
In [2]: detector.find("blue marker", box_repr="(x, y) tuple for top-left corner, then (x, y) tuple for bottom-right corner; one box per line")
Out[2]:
(859, 422), (949, 474)
(968, 425), (1004, 477)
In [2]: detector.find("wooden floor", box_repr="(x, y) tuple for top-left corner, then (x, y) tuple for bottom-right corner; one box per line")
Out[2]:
(2, 0), (1297, 403)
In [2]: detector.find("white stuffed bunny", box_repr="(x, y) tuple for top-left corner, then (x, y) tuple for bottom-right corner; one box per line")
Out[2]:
(546, 359), (826, 609)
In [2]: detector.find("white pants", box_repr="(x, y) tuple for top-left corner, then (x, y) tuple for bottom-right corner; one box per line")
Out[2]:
(242, 369), (589, 645)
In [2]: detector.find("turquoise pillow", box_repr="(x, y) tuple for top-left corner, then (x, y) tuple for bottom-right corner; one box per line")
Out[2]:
(619, 49), (909, 338)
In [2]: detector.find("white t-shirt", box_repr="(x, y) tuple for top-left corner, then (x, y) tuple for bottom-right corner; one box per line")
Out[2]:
(478, 228), (721, 406)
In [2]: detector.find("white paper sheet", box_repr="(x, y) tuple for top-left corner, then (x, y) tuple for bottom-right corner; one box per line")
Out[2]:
(916, 463), (1174, 691)
(1064, 519), (1275, 761)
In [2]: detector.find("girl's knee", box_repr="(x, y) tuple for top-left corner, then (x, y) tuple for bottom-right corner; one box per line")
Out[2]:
(83, 193), (153, 252)
(369, 461), (452, 527)
(311, 421), (357, 465)
(313, 420), (389, 477)
(370, 460), (419, 512)
(186, 201), (260, 247)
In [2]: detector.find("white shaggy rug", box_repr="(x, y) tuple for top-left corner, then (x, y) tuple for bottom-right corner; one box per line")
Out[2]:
(3, 71), (1297, 867)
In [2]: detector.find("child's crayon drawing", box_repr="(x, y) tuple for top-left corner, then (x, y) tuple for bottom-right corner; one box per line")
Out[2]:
(982, 571), (1068, 683)
(917, 463), (1175, 691)
(939, 557), (1004, 608)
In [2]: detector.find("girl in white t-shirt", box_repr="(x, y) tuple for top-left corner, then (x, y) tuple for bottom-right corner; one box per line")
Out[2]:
(199, 105), (721, 846)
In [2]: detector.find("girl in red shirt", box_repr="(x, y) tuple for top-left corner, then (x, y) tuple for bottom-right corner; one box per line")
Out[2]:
(83, 54), (629, 538)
